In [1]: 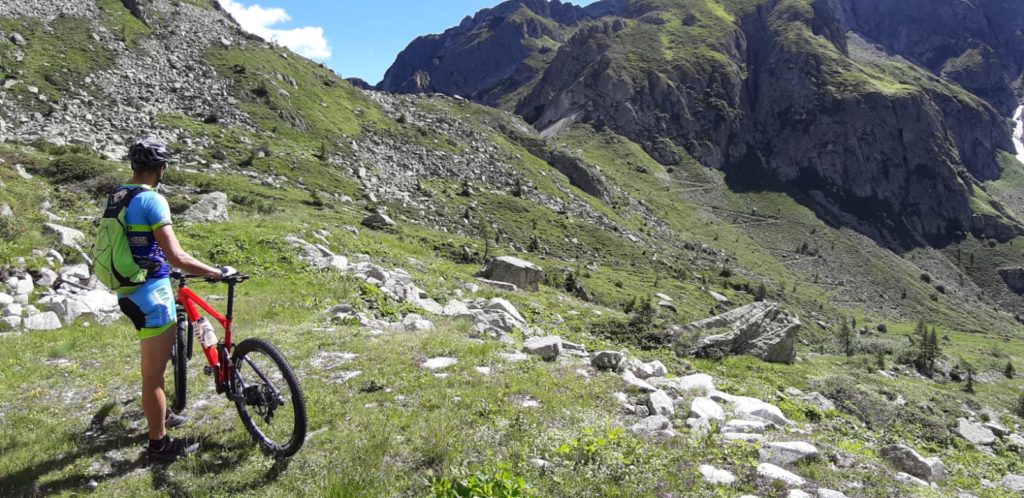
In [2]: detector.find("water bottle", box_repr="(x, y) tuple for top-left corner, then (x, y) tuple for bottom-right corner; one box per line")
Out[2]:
(193, 317), (220, 368)
(193, 317), (218, 349)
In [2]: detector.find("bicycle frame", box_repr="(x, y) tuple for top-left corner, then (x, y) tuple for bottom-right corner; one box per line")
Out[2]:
(176, 278), (239, 391)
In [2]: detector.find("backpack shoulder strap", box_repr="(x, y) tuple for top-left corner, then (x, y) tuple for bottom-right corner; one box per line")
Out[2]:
(102, 187), (148, 219)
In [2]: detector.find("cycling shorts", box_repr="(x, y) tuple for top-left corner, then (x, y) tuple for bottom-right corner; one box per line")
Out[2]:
(118, 278), (176, 340)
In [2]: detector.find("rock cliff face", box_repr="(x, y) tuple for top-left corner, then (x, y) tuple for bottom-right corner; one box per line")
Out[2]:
(387, 0), (1024, 249)
(379, 0), (595, 104)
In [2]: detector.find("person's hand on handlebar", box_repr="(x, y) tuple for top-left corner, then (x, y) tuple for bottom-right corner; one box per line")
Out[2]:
(207, 266), (238, 282)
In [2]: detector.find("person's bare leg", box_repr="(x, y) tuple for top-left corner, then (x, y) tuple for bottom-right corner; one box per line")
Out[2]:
(141, 325), (175, 441)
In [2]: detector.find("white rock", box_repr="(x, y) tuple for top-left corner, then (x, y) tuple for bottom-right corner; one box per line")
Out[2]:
(5, 303), (23, 317)
(9, 277), (33, 296)
(691, 397), (725, 421)
(622, 370), (657, 392)
(893, 472), (929, 487)
(733, 396), (791, 426)
(816, 489), (849, 498)
(0, 316), (21, 331)
(0, 293), (12, 305)
(630, 415), (671, 435)
(709, 291), (730, 303)
(647, 390), (674, 417)
(484, 297), (525, 323)
(723, 419), (770, 434)
(957, 418), (997, 445)
(474, 366), (491, 376)
(757, 463), (805, 487)
(522, 336), (562, 361)
(1002, 474), (1024, 491)
(760, 442), (819, 466)
(722, 432), (765, 443)
(788, 491), (812, 498)
(499, 352), (529, 362)
(677, 373), (716, 395)
(24, 312), (62, 331)
(630, 359), (668, 379)
(181, 192), (229, 223)
(43, 223), (86, 248)
(402, 314), (434, 332)
(421, 357), (457, 370)
(35, 268), (58, 287)
(698, 464), (736, 485)
(60, 264), (90, 281)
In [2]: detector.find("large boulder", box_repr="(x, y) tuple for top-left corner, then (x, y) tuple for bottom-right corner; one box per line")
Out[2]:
(181, 192), (229, 223)
(477, 256), (543, 292)
(879, 444), (942, 482)
(43, 223), (86, 248)
(24, 312), (61, 331)
(760, 442), (819, 466)
(676, 302), (800, 364)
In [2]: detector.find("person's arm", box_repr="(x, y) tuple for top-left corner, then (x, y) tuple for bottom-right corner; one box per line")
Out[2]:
(153, 225), (221, 279)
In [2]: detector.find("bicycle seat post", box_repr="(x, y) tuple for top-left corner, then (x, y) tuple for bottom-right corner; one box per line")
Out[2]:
(227, 281), (236, 320)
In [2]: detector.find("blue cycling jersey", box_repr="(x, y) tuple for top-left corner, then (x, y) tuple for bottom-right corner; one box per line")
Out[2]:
(114, 184), (172, 281)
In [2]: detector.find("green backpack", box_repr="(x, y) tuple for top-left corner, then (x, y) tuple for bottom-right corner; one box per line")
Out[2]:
(93, 187), (149, 291)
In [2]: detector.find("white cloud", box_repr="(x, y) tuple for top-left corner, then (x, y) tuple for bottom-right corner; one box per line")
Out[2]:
(218, 0), (331, 61)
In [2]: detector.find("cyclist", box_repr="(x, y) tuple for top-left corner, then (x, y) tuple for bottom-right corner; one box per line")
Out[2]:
(110, 135), (232, 462)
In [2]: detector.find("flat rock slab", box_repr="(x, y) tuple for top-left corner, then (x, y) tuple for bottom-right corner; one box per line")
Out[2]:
(757, 463), (805, 487)
(760, 441), (819, 466)
(957, 418), (997, 445)
(421, 357), (458, 370)
(499, 352), (529, 362)
(1002, 474), (1024, 491)
(723, 419), (771, 434)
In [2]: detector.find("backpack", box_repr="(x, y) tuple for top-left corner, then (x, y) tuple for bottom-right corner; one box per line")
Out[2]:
(93, 187), (149, 291)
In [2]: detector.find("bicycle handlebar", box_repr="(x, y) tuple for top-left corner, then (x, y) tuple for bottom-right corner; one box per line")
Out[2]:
(170, 269), (250, 284)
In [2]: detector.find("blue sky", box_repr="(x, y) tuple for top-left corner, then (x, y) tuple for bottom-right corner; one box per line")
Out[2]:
(219, 0), (597, 85)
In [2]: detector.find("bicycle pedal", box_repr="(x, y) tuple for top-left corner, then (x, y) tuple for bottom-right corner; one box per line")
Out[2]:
(203, 366), (215, 376)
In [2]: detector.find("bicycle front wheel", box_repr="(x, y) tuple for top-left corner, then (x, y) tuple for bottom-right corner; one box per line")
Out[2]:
(169, 310), (189, 414)
(231, 338), (307, 458)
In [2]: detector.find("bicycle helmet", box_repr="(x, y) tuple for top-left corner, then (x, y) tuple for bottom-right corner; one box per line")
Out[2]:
(128, 135), (173, 170)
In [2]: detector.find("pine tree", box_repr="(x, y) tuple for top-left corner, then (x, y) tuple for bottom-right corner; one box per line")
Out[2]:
(1006, 361), (1016, 379)
(875, 350), (886, 370)
(962, 359), (976, 393)
(840, 320), (855, 357)
(927, 328), (940, 371)
(913, 320), (929, 371)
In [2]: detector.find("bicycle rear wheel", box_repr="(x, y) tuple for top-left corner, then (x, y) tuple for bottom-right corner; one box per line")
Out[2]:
(231, 338), (307, 458)
(169, 310), (189, 414)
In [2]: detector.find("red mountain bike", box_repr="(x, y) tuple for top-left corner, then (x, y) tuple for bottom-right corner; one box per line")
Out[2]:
(167, 269), (307, 458)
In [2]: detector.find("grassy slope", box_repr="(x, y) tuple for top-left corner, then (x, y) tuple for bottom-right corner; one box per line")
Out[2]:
(2, 4), (1024, 497)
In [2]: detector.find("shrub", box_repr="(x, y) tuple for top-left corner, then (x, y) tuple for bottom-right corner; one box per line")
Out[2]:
(430, 464), (534, 498)
(38, 154), (121, 196)
(811, 376), (895, 429)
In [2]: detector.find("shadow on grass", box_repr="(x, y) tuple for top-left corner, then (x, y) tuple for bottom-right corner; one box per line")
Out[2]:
(1, 401), (289, 497)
